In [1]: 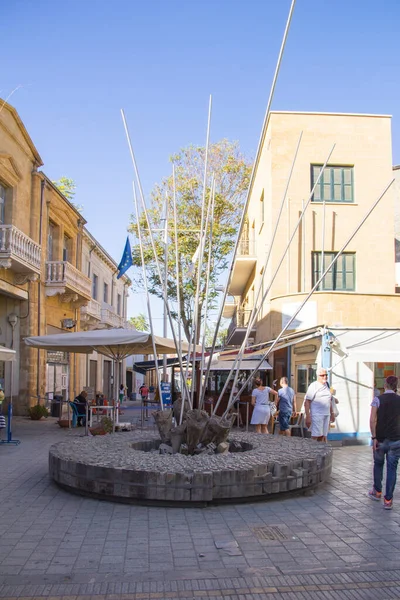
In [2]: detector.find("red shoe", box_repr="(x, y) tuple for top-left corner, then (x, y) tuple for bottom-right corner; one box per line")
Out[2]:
(368, 488), (382, 501)
(383, 497), (393, 510)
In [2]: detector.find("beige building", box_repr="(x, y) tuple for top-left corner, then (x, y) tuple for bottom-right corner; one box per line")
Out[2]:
(0, 98), (132, 415)
(79, 229), (131, 400)
(225, 111), (400, 440)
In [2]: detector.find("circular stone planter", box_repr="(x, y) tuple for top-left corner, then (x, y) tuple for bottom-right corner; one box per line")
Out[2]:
(49, 431), (333, 505)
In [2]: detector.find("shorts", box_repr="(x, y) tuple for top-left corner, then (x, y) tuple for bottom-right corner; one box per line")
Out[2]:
(311, 414), (330, 438)
(278, 411), (292, 431)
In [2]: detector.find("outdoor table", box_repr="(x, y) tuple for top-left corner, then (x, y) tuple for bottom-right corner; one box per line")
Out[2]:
(89, 404), (119, 427)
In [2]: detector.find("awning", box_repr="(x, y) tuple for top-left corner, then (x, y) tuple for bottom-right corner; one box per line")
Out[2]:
(0, 347), (16, 362)
(329, 328), (400, 363)
(208, 359), (272, 371)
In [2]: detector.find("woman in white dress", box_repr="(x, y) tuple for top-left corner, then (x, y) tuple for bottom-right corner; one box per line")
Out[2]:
(251, 378), (278, 433)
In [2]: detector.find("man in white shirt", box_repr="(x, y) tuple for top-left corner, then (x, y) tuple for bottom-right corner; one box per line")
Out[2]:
(305, 368), (335, 442)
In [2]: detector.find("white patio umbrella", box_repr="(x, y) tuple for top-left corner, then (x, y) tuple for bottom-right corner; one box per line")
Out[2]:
(25, 329), (199, 433)
(24, 328), (194, 359)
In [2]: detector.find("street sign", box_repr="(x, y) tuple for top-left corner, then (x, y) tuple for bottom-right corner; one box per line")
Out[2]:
(161, 382), (172, 406)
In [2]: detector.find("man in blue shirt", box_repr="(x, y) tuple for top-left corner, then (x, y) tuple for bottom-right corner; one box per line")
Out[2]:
(277, 377), (296, 436)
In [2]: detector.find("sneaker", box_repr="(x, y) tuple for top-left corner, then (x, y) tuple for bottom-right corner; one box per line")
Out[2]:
(368, 488), (382, 501)
(383, 497), (393, 510)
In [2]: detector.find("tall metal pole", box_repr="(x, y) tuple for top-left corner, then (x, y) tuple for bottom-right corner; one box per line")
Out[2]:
(213, 143), (335, 416)
(203, 0), (297, 387)
(222, 177), (395, 416)
(189, 95), (212, 409)
(162, 192), (168, 383)
(132, 182), (164, 411)
(121, 109), (192, 406)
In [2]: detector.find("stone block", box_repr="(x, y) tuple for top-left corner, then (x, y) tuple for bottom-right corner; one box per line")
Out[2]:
(217, 442), (229, 454)
(159, 443), (173, 455)
(290, 468), (304, 489)
(191, 471), (213, 502)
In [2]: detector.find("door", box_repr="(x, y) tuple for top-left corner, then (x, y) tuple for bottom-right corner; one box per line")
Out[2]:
(89, 360), (97, 391)
(103, 360), (112, 400)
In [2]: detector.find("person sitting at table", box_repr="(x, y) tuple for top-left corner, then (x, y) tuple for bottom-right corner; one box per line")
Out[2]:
(74, 390), (88, 426)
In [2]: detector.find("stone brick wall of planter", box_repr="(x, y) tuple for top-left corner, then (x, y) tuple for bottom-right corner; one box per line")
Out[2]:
(48, 431), (333, 505)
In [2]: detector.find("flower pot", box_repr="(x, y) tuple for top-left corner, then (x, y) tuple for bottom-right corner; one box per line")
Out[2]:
(57, 419), (71, 428)
(89, 427), (107, 436)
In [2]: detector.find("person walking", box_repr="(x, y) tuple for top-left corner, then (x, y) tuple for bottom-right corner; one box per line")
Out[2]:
(250, 378), (278, 434)
(304, 368), (335, 442)
(277, 377), (296, 436)
(369, 375), (400, 510)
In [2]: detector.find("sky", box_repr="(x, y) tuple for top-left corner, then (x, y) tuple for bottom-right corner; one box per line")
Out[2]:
(2, 0), (400, 331)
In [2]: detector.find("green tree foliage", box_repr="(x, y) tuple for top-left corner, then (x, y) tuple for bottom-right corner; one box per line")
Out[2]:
(53, 176), (83, 213)
(130, 140), (252, 343)
(128, 313), (150, 332)
(53, 176), (76, 200)
(205, 323), (228, 348)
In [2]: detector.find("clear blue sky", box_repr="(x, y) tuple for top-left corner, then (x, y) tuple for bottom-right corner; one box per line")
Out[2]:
(2, 0), (400, 328)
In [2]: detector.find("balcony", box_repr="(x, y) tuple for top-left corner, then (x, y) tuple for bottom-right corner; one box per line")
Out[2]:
(80, 299), (101, 327)
(0, 224), (41, 278)
(45, 261), (92, 303)
(228, 237), (257, 296)
(101, 308), (124, 328)
(225, 307), (257, 346)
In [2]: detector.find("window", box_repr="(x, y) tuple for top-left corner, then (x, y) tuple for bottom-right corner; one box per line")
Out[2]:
(312, 251), (356, 291)
(296, 364), (317, 393)
(311, 165), (354, 203)
(47, 222), (55, 261)
(103, 282), (109, 303)
(0, 183), (6, 224)
(259, 189), (265, 229)
(63, 235), (71, 262)
(117, 293), (122, 316)
(92, 274), (98, 300)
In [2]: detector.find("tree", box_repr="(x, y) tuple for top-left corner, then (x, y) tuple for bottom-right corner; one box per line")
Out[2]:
(130, 140), (252, 344)
(53, 176), (84, 213)
(53, 177), (76, 200)
(128, 313), (150, 332)
(205, 323), (228, 348)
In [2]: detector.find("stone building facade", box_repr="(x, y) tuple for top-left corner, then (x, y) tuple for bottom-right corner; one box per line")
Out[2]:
(79, 229), (131, 401)
(0, 99), (130, 414)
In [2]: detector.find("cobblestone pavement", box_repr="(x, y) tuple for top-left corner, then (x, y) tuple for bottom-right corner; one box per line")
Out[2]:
(1, 417), (400, 599)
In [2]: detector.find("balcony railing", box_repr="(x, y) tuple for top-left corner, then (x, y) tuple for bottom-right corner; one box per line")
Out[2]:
(226, 308), (256, 343)
(0, 224), (41, 273)
(101, 308), (124, 328)
(45, 261), (91, 299)
(237, 237), (255, 257)
(81, 298), (101, 321)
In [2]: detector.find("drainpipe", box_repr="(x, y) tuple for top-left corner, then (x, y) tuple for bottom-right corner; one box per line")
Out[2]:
(36, 178), (45, 403)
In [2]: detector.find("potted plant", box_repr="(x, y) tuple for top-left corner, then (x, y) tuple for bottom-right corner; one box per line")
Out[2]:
(89, 416), (113, 436)
(28, 405), (49, 421)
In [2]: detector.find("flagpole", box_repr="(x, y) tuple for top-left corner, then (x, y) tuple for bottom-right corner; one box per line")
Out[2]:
(132, 181), (164, 411)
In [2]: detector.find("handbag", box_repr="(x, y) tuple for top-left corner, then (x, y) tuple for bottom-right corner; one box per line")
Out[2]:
(269, 401), (277, 417)
(331, 396), (339, 418)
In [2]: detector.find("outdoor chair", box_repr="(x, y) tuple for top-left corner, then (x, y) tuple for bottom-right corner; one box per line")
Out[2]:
(69, 401), (86, 428)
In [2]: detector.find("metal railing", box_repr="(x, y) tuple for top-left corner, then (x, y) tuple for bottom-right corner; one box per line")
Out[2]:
(237, 237), (256, 256)
(226, 308), (256, 341)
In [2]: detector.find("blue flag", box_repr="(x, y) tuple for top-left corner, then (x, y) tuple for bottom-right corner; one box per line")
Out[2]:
(117, 236), (133, 279)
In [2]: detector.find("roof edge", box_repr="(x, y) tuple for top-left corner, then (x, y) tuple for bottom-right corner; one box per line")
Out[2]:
(0, 98), (43, 166)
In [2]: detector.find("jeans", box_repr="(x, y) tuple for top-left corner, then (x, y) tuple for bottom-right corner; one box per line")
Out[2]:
(373, 439), (400, 500)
